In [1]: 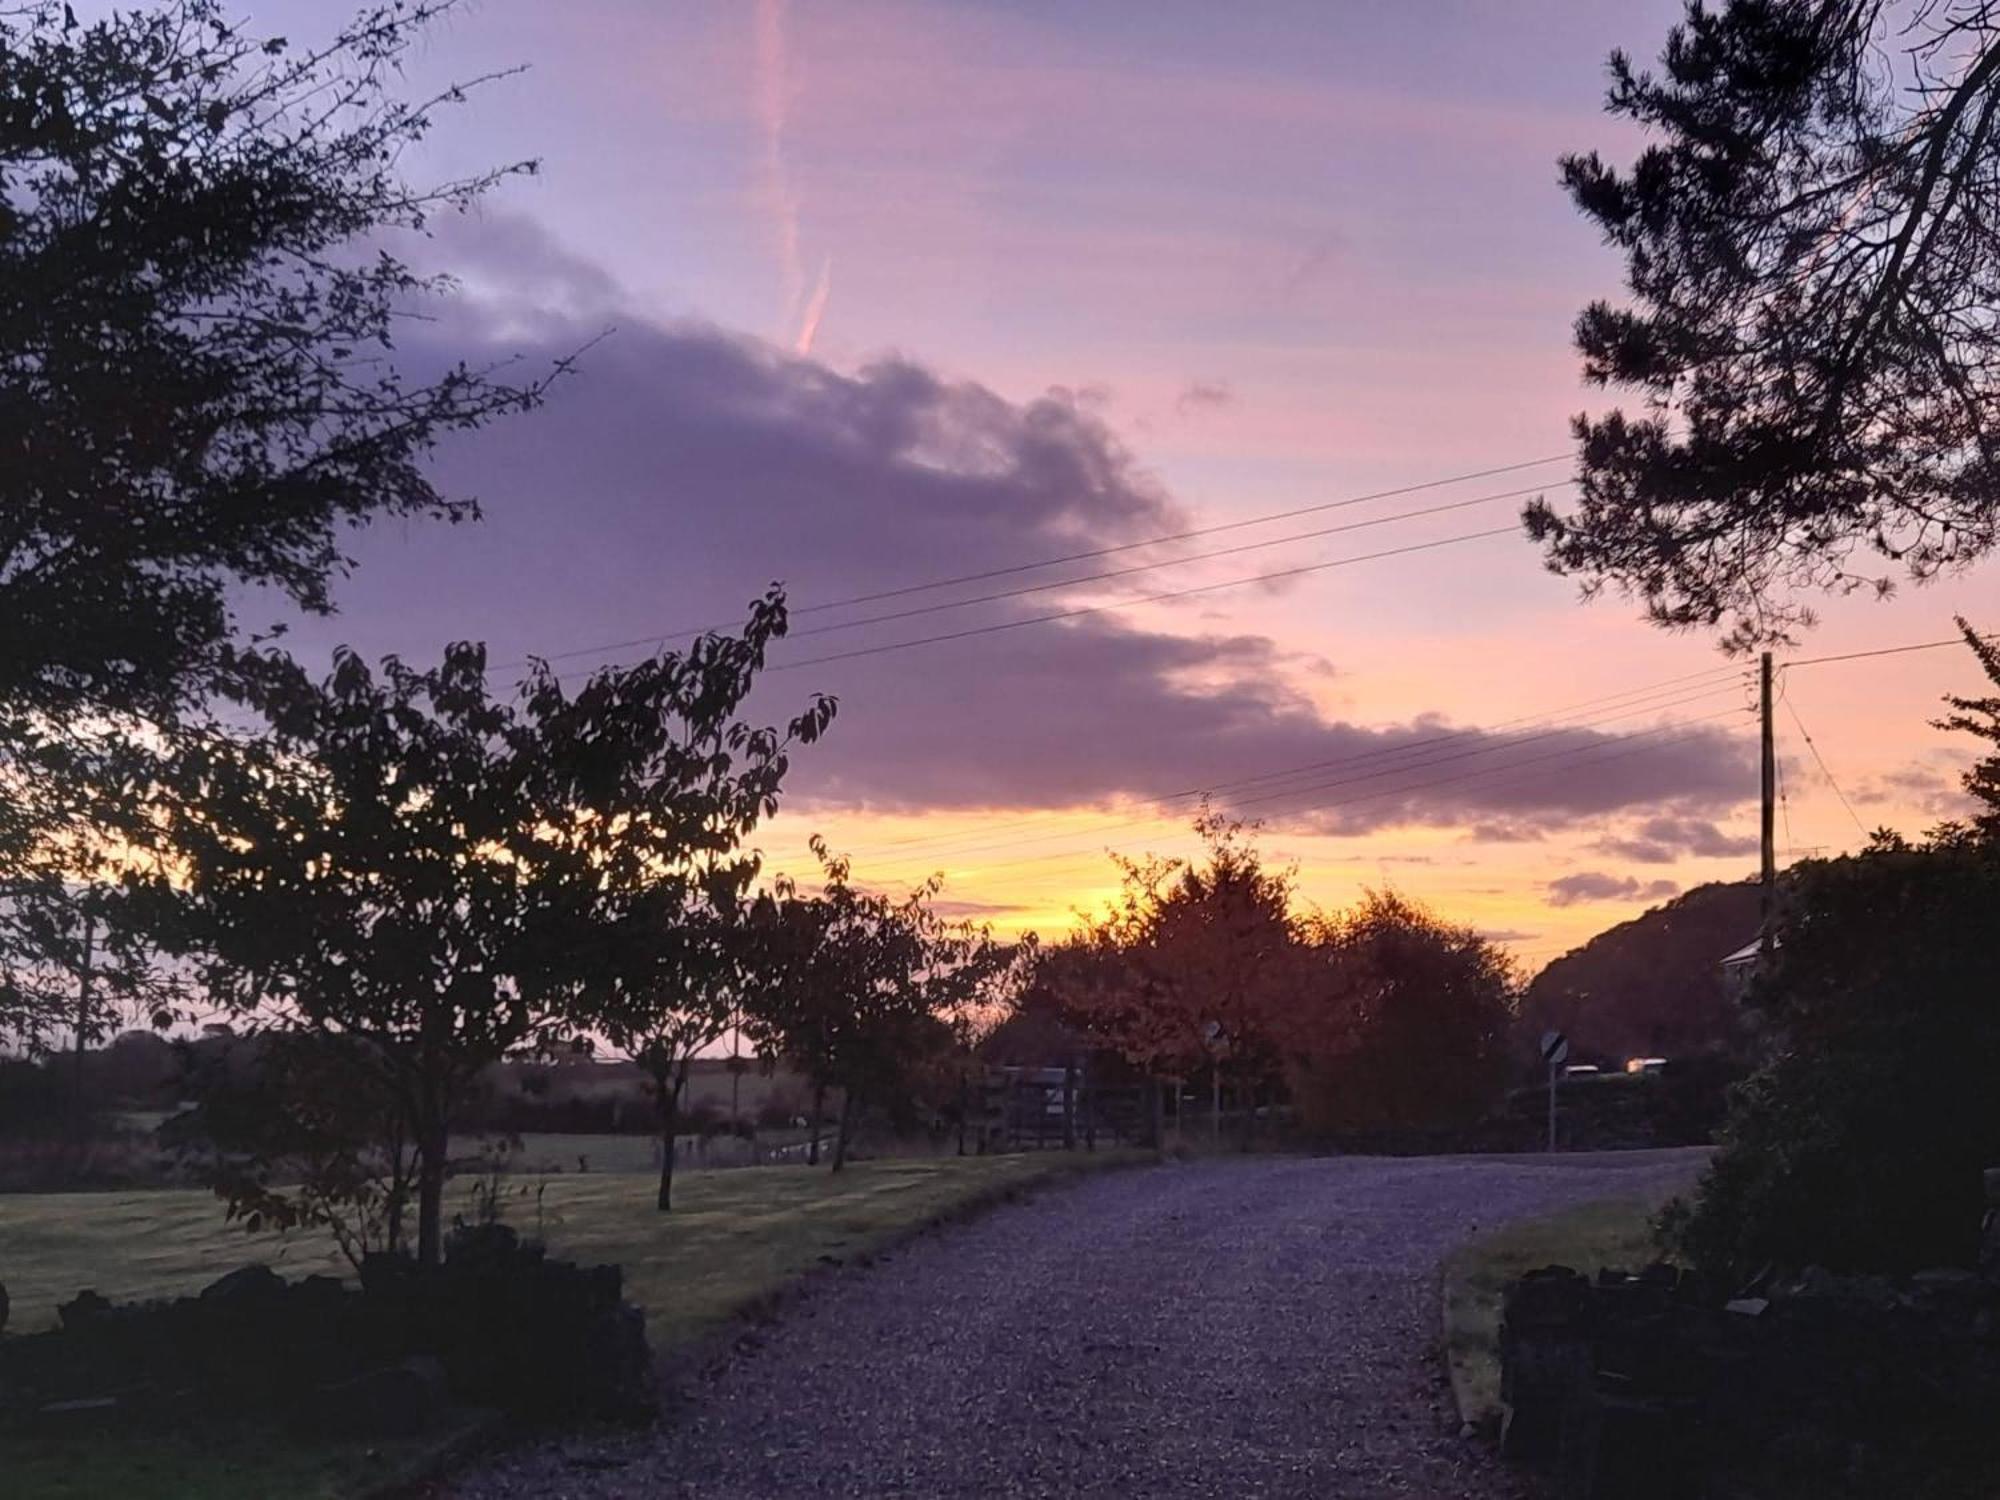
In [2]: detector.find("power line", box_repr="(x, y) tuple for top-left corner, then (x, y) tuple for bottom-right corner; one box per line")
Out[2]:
(759, 526), (1522, 676)
(1780, 695), (1872, 839)
(1784, 632), (1998, 668)
(780, 481), (1564, 645)
(494, 451), (1576, 674)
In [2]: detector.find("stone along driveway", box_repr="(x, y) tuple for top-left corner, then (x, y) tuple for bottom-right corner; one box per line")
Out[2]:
(446, 1152), (1698, 1499)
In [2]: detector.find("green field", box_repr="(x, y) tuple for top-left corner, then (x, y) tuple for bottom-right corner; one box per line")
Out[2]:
(1439, 1190), (1679, 1430)
(0, 1150), (1144, 1499)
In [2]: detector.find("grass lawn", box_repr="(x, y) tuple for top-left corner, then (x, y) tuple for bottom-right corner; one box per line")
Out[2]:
(0, 1149), (1143, 1339)
(0, 1149), (1144, 1498)
(1440, 1188), (1681, 1431)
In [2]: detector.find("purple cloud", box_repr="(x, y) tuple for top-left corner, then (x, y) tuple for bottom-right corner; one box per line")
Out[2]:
(1546, 873), (1681, 908)
(1854, 759), (1975, 818)
(1175, 379), (1235, 415)
(269, 215), (1757, 835)
(1594, 815), (1759, 865)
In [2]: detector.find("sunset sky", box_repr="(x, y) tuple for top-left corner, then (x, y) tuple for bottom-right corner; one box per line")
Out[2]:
(246, 0), (1994, 968)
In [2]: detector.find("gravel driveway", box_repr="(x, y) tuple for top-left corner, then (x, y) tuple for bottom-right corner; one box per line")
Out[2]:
(444, 1151), (1700, 1499)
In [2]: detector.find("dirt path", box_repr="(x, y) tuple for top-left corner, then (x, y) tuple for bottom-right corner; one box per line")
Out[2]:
(446, 1151), (1700, 1499)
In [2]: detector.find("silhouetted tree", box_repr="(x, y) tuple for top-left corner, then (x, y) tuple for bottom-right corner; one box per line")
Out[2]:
(1290, 892), (1516, 1134)
(138, 593), (832, 1265)
(1052, 812), (1301, 1142)
(0, 0), (543, 715)
(588, 906), (760, 1213)
(748, 843), (1011, 1171)
(164, 1029), (420, 1268)
(0, 0), (548, 1048)
(1935, 615), (2000, 838)
(1535, 2), (2000, 648)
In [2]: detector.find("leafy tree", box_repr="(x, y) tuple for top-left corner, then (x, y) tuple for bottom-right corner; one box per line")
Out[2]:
(748, 843), (1012, 1171)
(1934, 614), (2000, 838)
(1534, 1), (2000, 648)
(1050, 812), (1300, 1142)
(139, 594), (832, 1265)
(0, 0), (543, 716)
(1289, 892), (1516, 1135)
(587, 905), (771, 1212)
(0, 0), (548, 1049)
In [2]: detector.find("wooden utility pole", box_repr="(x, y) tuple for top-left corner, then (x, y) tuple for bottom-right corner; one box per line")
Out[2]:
(1760, 650), (1776, 949)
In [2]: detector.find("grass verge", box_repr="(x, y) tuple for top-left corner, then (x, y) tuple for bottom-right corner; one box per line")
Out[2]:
(1440, 1188), (1679, 1432)
(0, 1148), (1146, 1497)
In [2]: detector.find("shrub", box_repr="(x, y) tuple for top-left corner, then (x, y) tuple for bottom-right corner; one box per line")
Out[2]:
(1666, 836), (2000, 1281)
(363, 1224), (651, 1420)
(0, 1233), (651, 1428)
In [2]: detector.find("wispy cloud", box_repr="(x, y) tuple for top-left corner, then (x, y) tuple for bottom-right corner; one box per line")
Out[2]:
(1175, 379), (1234, 417)
(753, 0), (829, 350)
(795, 254), (833, 355)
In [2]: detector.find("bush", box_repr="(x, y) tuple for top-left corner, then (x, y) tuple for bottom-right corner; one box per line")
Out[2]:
(1667, 836), (2000, 1281)
(362, 1224), (650, 1421)
(0, 1232), (651, 1429)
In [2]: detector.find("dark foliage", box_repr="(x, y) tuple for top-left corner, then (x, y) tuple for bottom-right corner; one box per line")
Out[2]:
(746, 840), (1010, 1170)
(0, 1228), (650, 1429)
(1668, 833), (2000, 1279)
(1501, 1262), (2000, 1497)
(1049, 811), (1301, 1129)
(1288, 891), (1517, 1134)
(0, 1054), (73, 1134)
(0, 0), (544, 718)
(1534, 2), (2000, 647)
(0, 0), (547, 1055)
(1517, 880), (1759, 1065)
(162, 1030), (417, 1267)
(1934, 614), (2000, 839)
(137, 594), (832, 1263)
(360, 1225), (651, 1421)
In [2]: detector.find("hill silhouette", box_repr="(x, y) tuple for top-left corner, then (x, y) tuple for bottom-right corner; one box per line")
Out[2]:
(1519, 879), (1760, 1065)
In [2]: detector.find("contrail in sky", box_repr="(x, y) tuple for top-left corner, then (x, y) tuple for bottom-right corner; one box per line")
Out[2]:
(754, 0), (829, 351)
(795, 255), (833, 355)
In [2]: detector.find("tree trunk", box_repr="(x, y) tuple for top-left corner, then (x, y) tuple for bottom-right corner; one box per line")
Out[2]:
(831, 1089), (855, 1172)
(808, 1081), (826, 1166)
(655, 1067), (681, 1212)
(955, 1070), (968, 1156)
(415, 1115), (448, 1270)
(1149, 1075), (1165, 1149)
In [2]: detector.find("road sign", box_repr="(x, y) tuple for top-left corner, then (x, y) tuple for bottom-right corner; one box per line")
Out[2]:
(1540, 1031), (1569, 1154)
